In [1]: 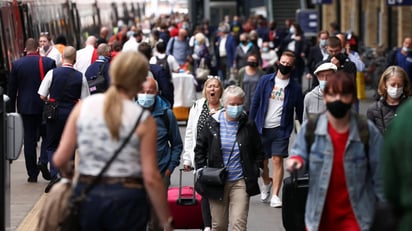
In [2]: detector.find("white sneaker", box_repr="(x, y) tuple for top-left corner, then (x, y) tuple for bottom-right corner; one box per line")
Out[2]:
(270, 195), (282, 208)
(260, 181), (273, 202)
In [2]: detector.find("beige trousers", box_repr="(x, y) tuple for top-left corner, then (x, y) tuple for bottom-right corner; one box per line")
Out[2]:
(209, 179), (250, 231)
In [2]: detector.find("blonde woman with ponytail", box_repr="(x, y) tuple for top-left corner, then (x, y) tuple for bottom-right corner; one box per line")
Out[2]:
(53, 51), (174, 230)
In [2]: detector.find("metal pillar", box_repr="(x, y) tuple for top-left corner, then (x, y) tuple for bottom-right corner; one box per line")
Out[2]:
(0, 87), (5, 231)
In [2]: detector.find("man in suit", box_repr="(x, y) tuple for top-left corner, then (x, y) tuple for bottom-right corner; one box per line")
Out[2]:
(214, 23), (237, 82)
(306, 30), (329, 88)
(38, 46), (90, 192)
(8, 38), (56, 183)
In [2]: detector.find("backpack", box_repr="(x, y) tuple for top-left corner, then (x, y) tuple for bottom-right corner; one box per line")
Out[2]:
(305, 113), (369, 158)
(156, 55), (170, 74)
(88, 62), (107, 94)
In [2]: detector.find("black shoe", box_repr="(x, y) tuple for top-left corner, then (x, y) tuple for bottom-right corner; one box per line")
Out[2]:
(45, 177), (61, 193)
(27, 177), (37, 183)
(37, 162), (51, 181)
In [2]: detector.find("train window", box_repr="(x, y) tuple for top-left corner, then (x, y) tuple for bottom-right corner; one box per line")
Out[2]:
(0, 9), (7, 91)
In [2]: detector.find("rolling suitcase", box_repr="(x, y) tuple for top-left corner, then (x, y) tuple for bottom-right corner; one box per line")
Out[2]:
(168, 169), (203, 229)
(282, 170), (309, 231)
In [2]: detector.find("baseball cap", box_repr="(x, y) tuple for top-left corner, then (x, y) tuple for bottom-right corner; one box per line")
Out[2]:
(314, 62), (338, 75)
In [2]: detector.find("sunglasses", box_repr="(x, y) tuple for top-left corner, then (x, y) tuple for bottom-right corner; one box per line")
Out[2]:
(207, 75), (220, 80)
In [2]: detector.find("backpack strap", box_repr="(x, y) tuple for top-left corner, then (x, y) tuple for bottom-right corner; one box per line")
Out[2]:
(97, 62), (106, 76)
(304, 113), (320, 154)
(354, 113), (369, 159)
(170, 38), (175, 54)
(39, 56), (45, 80)
(304, 113), (320, 172)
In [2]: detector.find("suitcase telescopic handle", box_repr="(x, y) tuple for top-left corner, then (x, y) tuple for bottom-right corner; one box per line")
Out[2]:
(178, 168), (197, 204)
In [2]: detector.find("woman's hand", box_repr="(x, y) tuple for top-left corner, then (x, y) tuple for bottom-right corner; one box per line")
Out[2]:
(286, 158), (303, 173)
(183, 165), (193, 172)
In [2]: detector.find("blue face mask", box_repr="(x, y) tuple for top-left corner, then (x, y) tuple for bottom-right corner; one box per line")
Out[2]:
(226, 105), (243, 119)
(137, 94), (155, 108)
(319, 80), (327, 91)
(319, 39), (327, 47)
(402, 46), (412, 53)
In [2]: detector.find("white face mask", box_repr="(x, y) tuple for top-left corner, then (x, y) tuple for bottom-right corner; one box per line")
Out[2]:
(387, 86), (403, 99)
(319, 80), (327, 91)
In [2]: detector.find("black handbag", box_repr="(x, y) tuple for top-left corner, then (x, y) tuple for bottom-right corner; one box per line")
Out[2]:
(197, 166), (227, 186)
(195, 141), (236, 188)
(59, 111), (144, 231)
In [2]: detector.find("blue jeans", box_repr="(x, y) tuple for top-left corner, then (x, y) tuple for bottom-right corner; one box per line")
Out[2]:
(73, 182), (149, 230)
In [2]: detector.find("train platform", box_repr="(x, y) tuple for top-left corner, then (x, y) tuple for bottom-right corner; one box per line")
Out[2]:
(10, 154), (48, 231)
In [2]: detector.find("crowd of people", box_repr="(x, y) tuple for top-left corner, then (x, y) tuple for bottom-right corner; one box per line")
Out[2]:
(6, 11), (412, 231)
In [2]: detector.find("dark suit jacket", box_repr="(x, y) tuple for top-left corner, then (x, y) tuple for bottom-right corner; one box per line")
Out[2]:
(307, 46), (324, 75)
(215, 34), (237, 67)
(8, 54), (56, 114)
(306, 45), (324, 88)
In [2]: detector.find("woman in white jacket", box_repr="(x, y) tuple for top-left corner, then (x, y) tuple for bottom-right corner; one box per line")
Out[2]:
(182, 76), (223, 231)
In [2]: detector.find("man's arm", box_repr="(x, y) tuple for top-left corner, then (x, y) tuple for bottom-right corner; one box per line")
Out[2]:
(80, 76), (91, 98)
(38, 70), (54, 100)
(7, 63), (18, 112)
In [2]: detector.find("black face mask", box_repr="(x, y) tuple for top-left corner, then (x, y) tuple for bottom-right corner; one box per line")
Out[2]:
(277, 63), (293, 75)
(240, 40), (247, 45)
(247, 61), (258, 67)
(326, 100), (352, 119)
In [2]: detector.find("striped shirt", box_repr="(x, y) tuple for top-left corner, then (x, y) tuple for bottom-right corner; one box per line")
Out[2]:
(219, 112), (243, 181)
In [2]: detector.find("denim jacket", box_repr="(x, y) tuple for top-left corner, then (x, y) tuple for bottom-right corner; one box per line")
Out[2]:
(290, 112), (384, 231)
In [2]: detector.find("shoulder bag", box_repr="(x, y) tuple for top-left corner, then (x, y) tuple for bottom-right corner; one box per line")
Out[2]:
(42, 70), (74, 121)
(195, 57), (210, 80)
(195, 141), (236, 188)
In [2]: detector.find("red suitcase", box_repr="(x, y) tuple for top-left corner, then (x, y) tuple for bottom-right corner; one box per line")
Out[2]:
(168, 169), (203, 229)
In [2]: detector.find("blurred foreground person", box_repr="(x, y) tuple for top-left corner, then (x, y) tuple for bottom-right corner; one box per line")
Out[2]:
(286, 72), (384, 231)
(382, 99), (412, 231)
(52, 51), (173, 230)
